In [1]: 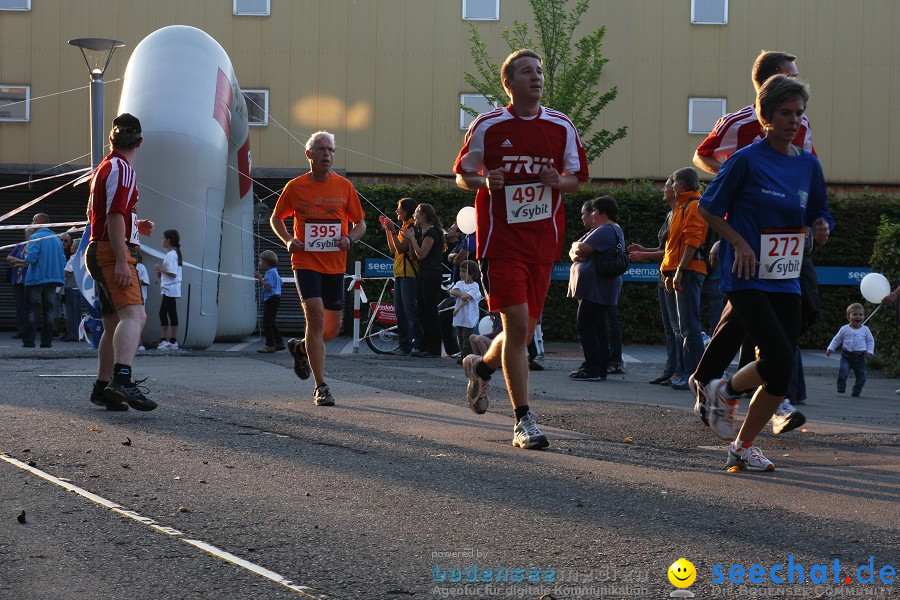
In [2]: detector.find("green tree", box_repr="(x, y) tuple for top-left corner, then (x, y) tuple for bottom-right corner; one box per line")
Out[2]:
(868, 216), (900, 376)
(462, 0), (627, 162)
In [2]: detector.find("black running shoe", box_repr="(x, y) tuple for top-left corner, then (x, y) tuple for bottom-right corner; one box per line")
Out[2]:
(314, 384), (335, 406)
(288, 338), (311, 380)
(90, 386), (129, 411)
(104, 378), (157, 411)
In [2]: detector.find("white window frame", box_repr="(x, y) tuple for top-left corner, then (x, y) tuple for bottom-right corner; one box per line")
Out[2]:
(460, 94), (498, 130)
(0, 0), (31, 10)
(0, 85), (30, 122)
(233, 0), (269, 16)
(688, 98), (727, 134)
(242, 89), (269, 126)
(691, 0), (728, 25)
(462, 0), (499, 21)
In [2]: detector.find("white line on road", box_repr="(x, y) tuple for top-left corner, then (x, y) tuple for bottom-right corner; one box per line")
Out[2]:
(1, 453), (322, 599)
(225, 340), (257, 352)
(37, 374), (95, 377)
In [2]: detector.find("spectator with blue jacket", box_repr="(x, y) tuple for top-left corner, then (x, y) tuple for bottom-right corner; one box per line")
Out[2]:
(22, 213), (66, 348)
(5, 228), (31, 339)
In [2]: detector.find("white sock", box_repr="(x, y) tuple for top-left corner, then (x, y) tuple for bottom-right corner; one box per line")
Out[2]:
(775, 399), (793, 416)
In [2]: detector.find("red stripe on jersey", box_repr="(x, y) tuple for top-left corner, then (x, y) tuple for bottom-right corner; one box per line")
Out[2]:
(696, 104), (814, 160)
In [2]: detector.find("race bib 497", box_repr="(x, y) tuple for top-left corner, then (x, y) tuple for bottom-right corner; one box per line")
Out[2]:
(504, 182), (551, 224)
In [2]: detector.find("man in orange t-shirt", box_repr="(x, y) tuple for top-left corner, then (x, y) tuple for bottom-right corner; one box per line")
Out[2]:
(270, 131), (366, 406)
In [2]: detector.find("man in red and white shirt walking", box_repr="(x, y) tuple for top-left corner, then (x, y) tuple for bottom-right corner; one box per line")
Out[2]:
(85, 113), (157, 412)
(454, 48), (589, 450)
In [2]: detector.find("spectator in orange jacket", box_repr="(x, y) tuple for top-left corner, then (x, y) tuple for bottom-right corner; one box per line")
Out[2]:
(660, 167), (709, 389)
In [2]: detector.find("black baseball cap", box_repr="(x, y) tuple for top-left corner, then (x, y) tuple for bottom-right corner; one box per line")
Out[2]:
(112, 112), (141, 135)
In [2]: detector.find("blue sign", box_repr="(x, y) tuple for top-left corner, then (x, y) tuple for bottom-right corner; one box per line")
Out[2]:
(364, 258), (872, 287)
(816, 267), (871, 286)
(552, 262), (658, 282)
(364, 258), (394, 277)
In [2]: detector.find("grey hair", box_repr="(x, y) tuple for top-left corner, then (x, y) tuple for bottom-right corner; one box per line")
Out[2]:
(305, 131), (335, 151)
(671, 167), (700, 192)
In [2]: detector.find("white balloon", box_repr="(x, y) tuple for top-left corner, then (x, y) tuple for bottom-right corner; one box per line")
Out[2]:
(456, 206), (477, 235)
(477, 315), (494, 336)
(860, 272), (891, 303)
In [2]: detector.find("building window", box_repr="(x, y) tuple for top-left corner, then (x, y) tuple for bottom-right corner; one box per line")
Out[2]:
(691, 0), (728, 24)
(0, 85), (30, 121)
(688, 98), (726, 134)
(463, 0), (499, 21)
(243, 90), (269, 126)
(0, 0), (31, 10)
(460, 94), (498, 129)
(234, 0), (269, 16)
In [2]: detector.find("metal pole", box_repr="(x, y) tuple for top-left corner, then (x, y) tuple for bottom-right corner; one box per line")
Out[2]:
(89, 70), (104, 168)
(352, 261), (361, 353)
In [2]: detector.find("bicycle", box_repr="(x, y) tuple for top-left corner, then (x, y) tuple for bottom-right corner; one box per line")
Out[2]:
(358, 272), (461, 355)
(361, 276), (401, 354)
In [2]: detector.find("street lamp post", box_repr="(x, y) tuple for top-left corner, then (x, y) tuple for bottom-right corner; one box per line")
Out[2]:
(68, 38), (125, 169)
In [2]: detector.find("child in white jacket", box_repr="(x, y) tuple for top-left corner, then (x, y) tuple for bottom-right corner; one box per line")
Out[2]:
(826, 303), (875, 397)
(450, 260), (483, 363)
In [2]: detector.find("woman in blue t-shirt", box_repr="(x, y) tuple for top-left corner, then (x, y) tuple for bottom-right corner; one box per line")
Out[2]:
(693, 75), (834, 473)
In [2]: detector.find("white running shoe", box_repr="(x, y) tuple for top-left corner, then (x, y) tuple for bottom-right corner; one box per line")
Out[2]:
(462, 354), (490, 414)
(771, 399), (806, 435)
(157, 341), (171, 350)
(726, 442), (775, 472)
(512, 412), (549, 450)
(705, 378), (740, 441)
(168, 342), (179, 350)
(775, 398), (793, 415)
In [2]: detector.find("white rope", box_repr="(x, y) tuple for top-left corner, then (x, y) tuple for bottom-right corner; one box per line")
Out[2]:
(0, 220), (86, 231)
(243, 94), (456, 184)
(0, 78), (121, 112)
(0, 173), (86, 223)
(0, 167), (91, 192)
(138, 244), (257, 282)
(137, 181), (285, 250)
(0, 226), (85, 252)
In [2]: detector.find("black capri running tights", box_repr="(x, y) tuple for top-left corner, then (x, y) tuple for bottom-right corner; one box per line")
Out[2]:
(723, 290), (801, 397)
(159, 295), (179, 327)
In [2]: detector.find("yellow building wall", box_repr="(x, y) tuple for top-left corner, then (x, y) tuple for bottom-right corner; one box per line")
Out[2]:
(0, 0), (897, 183)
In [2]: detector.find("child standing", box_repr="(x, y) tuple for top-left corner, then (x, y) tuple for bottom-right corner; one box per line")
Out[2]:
(254, 250), (285, 353)
(450, 260), (483, 363)
(155, 229), (182, 350)
(826, 303), (875, 397)
(134, 249), (150, 351)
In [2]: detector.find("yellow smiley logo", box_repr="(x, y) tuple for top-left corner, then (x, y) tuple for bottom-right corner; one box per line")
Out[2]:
(668, 558), (697, 588)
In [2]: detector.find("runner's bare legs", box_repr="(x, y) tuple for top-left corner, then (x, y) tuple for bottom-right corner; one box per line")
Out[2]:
(301, 297), (342, 387)
(482, 303), (536, 409)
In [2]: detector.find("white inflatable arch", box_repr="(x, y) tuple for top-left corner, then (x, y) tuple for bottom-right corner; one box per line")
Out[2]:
(118, 25), (256, 348)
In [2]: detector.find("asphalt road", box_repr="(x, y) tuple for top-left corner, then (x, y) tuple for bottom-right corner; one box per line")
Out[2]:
(1, 335), (897, 600)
